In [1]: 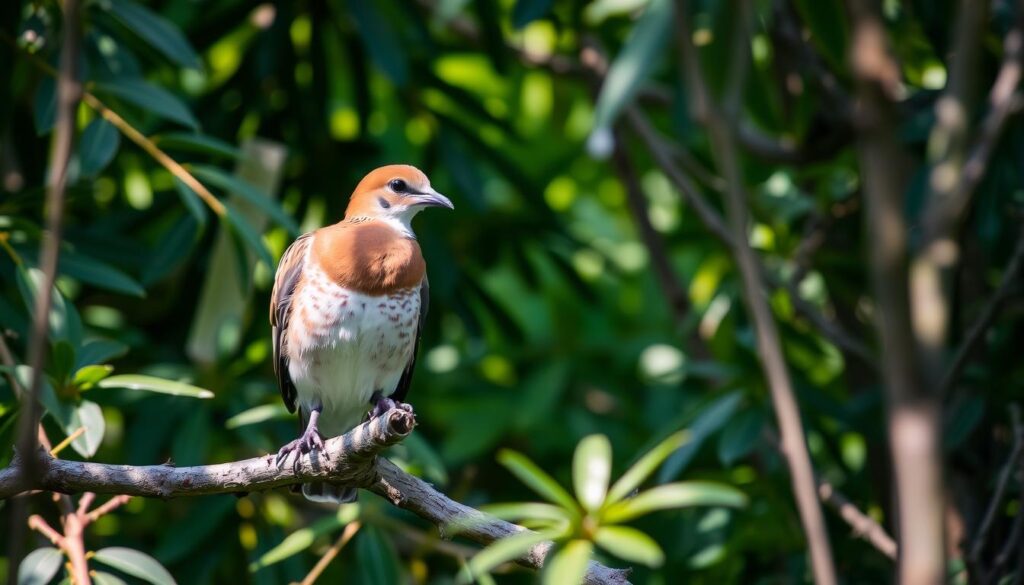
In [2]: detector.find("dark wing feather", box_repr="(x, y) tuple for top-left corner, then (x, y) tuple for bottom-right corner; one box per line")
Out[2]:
(392, 277), (429, 403)
(270, 232), (313, 413)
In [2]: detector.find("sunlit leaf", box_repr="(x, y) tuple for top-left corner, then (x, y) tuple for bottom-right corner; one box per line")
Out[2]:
(73, 364), (114, 390)
(594, 525), (664, 567)
(573, 434), (612, 511)
(225, 403), (290, 429)
(479, 502), (572, 523)
(463, 529), (560, 583)
(99, 0), (201, 69)
(498, 450), (579, 513)
(250, 505), (359, 571)
(17, 546), (62, 585)
(16, 266), (83, 345)
(97, 374), (214, 398)
(93, 80), (198, 130)
(541, 540), (592, 585)
(190, 165), (298, 234)
(605, 430), (688, 504)
(602, 481), (747, 524)
(69, 400), (105, 458)
(79, 118), (120, 177)
(93, 547), (176, 585)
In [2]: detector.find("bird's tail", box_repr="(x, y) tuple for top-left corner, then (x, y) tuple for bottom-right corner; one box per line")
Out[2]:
(300, 482), (358, 504)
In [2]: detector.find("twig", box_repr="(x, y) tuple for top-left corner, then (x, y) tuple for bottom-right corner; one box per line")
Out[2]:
(296, 521), (361, 585)
(86, 495), (132, 523)
(49, 427), (87, 457)
(941, 230), (1024, 396)
(8, 1), (82, 580)
(971, 406), (1024, 582)
(54, 492), (91, 585)
(847, 1), (947, 583)
(0, 409), (630, 585)
(672, 2), (838, 583)
(817, 479), (898, 560)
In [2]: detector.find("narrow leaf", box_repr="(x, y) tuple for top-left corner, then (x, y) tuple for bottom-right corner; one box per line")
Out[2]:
(93, 80), (198, 130)
(92, 547), (176, 585)
(605, 430), (689, 504)
(154, 133), (241, 159)
(100, 0), (201, 69)
(542, 540), (592, 585)
(498, 450), (579, 513)
(479, 502), (572, 523)
(222, 202), (273, 268)
(75, 339), (129, 369)
(173, 179), (209, 226)
(463, 529), (559, 583)
(59, 250), (146, 297)
(97, 374), (213, 398)
(225, 403), (290, 429)
(573, 434), (612, 511)
(594, 526), (664, 567)
(73, 364), (114, 389)
(190, 165), (298, 234)
(602, 481), (747, 524)
(17, 546), (63, 585)
(79, 118), (120, 176)
(250, 506), (358, 571)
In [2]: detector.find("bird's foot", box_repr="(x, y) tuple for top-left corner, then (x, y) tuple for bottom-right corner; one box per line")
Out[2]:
(275, 425), (325, 471)
(368, 392), (413, 420)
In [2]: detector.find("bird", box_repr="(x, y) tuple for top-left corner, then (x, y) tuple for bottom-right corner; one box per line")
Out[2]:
(270, 164), (453, 503)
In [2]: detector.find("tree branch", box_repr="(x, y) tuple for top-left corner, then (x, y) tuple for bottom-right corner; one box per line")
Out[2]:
(0, 409), (630, 585)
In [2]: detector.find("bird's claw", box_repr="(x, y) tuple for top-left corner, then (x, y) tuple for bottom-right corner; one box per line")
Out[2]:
(368, 396), (413, 420)
(275, 427), (325, 471)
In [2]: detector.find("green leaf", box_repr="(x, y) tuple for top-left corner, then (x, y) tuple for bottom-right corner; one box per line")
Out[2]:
(173, 179), (209, 227)
(70, 400), (106, 458)
(79, 118), (120, 176)
(48, 340), (76, 387)
(345, 0), (409, 86)
(73, 364), (114, 390)
(17, 546), (63, 585)
(594, 526), (664, 567)
(512, 0), (554, 28)
(402, 431), (450, 485)
(154, 133), (241, 160)
(190, 165), (298, 234)
(602, 481), (747, 524)
(34, 76), (56, 135)
(93, 547), (176, 585)
(498, 450), (579, 513)
(542, 540), (592, 585)
(355, 526), (401, 585)
(100, 0), (201, 69)
(250, 506), (359, 571)
(573, 434), (612, 511)
(17, 366), (75, 431)
(75, 339), (129, 369)
(97, 374), (214, 398)
(141, 214), (201, 285)
(658, 392), (744, 482)
(222, 202), (274, 268)
(605, 430), (688, 505)
(59, 249), (146, 297)
(590, 0), (672, 133)
(717, 409), (764, 466)
(225, 403), (290, 429)
(16, 266), (83, 345)
(479, 502), (572, 523)
(93, 80), (198, 130)
(92, 572), (128, 585)
(463, 529), (560, 583)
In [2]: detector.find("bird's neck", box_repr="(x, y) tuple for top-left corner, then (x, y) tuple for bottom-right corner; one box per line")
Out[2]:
(314, 220), (425, 295)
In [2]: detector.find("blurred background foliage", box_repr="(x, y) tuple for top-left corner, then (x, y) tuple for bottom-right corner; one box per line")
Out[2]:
(0, 0), (1023, 583)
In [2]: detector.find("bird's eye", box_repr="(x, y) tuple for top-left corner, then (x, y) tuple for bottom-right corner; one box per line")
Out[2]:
(389, 179), (407, 193)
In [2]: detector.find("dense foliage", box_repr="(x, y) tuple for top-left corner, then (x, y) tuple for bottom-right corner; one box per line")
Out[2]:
(2, 0), (1023, 583)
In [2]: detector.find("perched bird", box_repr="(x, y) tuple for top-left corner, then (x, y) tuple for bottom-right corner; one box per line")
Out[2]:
(270, 165), (453, 503)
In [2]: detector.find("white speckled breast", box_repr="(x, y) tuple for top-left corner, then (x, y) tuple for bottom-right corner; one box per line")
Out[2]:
(285, 257), (421, 437)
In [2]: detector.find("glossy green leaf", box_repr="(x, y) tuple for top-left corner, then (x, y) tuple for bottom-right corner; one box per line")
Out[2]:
(541, 540), (592, 585)
(73, 364), (114, 389)
(225, 403), (290, 429)
(59, 249), (146, 297)
(173, 179), (209, 226)
(479, 502), (572, 523)
(602, 481), (747, 524)
(48, 340), (76, 386)
(93, 80), (198, 130)
(16, 266), (83, 344)
(498, 450), (579, 513)
(573, 434), (612, 511)
(97, 374), (214, 398)
(75, 339), (129, 369)
(16, 365), (75, 431)
(17, 546), (63, 585)
(463, 529), (560, 583)
(154, 133), (241, 160)
(590, 0), (672, 133)
(70, 400), (106, 458)
(79, 118), (120, 177)
(99, 0), (201, 69)
(717, 409), (764, 466)
(222, 202), (274, 268)
(93, 547), (176, 585)
(190, 165), (298, 234)
(594, 525), (664, 567)
(250, 506), (359, 571)
(605, 430), (688, 504)
(92, 572), (128, 585)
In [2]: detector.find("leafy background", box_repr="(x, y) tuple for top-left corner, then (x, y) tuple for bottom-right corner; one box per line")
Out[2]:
(1, 0), (1023, 583)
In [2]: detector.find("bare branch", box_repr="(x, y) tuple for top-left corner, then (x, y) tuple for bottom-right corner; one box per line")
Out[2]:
(817, 479), (898, 560)
(297, 521), (361, 585)
(85, 495), (132, 524)
(971, 406), (1024, 582)
(0, 409), (630, 585)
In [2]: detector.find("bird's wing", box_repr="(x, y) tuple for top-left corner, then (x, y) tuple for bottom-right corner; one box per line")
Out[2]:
(270, 231), (314, 413)
(392, 276), (429, 403)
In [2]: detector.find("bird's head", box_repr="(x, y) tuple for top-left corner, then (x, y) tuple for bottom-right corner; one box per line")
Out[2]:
(344, 165), (453, 233)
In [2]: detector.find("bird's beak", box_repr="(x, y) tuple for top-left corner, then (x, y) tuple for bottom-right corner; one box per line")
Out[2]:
(412, 188), (454, 210)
